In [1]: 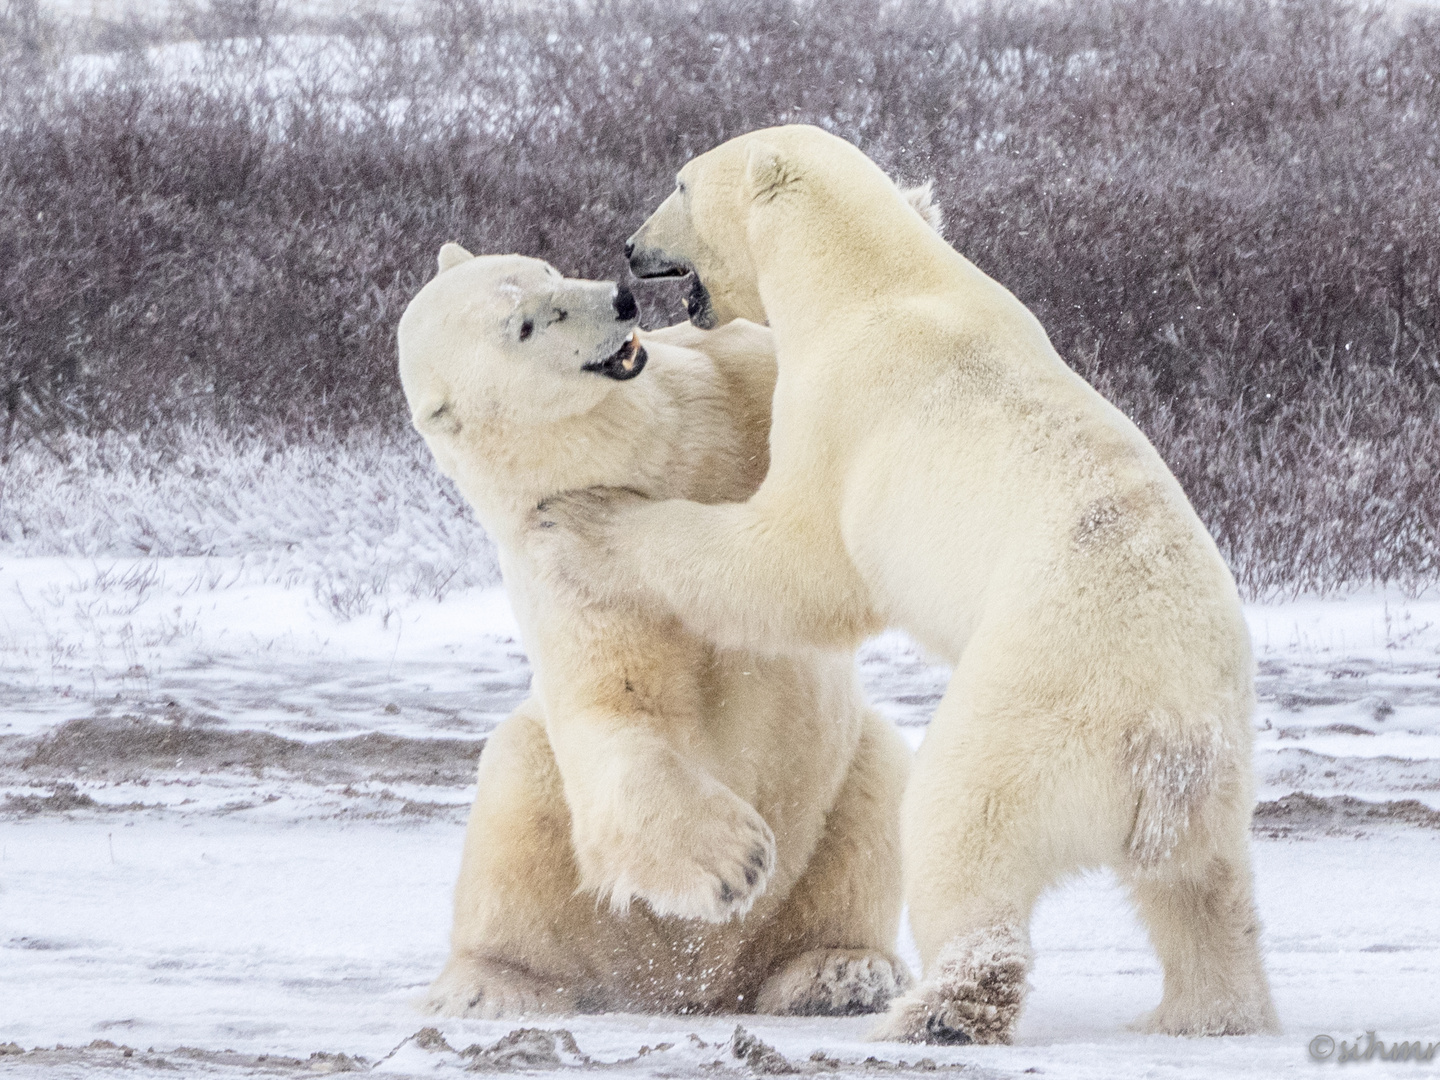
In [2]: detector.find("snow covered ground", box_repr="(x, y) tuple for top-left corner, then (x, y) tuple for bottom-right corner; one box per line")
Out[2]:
(1, 817), (1436, 1078)
(2, 549), (1439, 1077)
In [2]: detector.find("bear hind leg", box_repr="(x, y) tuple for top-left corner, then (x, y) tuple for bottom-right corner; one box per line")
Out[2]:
(871, 690), (1064, 1046)
(1127, 852), (1279, 1036)
(747, 710), (912, 1017)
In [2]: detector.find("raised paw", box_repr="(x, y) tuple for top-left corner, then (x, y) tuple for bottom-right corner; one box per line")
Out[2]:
(574, 759), (777, 924)
(623, 790), (776, 923)
(756, 949), (913, 1016)
(870, 923), (1031, 1045)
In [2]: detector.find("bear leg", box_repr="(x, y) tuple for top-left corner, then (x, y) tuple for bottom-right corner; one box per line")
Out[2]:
(429, 700), (612, 1019)
(873, 685), (1074, 1045)
(526, 493), (881, 654)
(743, 709), (911, 1016)
(555, 724), (777, 923)
(1127, 852), (1279, 1036)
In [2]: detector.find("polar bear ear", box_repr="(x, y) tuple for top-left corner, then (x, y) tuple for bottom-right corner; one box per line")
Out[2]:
(745, 140), (799, 204)
(901, 181), (945, 233)
(437, 242), (476, 275)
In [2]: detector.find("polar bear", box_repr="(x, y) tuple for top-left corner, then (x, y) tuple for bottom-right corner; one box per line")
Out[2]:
(397, 244), (911, 1017)
(526, 125), (1279, 1042)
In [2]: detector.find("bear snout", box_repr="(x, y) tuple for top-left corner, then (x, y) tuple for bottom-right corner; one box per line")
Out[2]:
(612, 283), (638, 322)
(626, 242), (690, 281)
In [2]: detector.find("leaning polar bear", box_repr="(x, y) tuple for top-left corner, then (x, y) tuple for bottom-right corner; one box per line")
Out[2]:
(397, 243), (916, 1016)
(527, 124), (1279, 1042)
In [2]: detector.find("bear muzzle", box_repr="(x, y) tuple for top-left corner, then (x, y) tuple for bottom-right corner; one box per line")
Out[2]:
(582, 331), (648, 381)
(612, 282), (638, 322)
(625, 239), (690, 281)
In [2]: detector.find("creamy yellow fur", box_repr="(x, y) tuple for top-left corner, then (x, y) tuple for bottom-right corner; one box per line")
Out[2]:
(527, 126), (1278, 1041)
(397, 248), (910, 1017)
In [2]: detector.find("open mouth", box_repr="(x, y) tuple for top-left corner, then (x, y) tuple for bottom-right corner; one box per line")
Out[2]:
(633, 265), (690, 280)
(628, 252), (692, 281)
(685, 275), (717, 330)
(582, 331), (648, 381)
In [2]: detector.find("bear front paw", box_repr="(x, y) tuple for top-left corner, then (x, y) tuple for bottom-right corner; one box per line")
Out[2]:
(576, 775), (777, 924)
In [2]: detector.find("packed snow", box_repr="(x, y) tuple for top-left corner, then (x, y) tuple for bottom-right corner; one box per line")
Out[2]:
(3, 537), (1438, 1076)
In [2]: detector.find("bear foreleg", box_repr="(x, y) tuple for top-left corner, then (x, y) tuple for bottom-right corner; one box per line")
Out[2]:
(546, 715), (776, 923)
(528, 490), (881, 654)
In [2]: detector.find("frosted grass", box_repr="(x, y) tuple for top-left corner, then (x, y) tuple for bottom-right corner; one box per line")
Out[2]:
(0, 425), (498, 618)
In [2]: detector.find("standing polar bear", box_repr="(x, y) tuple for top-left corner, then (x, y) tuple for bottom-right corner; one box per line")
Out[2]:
(398, 244), (912, 1016)
(529, 125), (1279, 1042)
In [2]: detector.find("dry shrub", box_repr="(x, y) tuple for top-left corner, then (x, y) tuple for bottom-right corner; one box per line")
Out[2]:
(1, 0), (1437, 595)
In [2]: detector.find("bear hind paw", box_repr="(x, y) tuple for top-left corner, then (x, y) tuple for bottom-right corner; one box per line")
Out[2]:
(424, 957), (591, 1020)
(870, 924), (1031, 1045)
(756, 949), (912, 1017)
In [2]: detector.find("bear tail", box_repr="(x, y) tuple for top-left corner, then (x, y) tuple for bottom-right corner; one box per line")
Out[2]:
(901, 181), (945, 234)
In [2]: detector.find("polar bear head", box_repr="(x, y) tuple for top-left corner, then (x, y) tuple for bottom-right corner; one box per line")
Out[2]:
(625, 126), (943, 328)
(398, 246), (646, 455)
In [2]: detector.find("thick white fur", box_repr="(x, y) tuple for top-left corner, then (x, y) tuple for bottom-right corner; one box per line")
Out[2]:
(526, 126), (1278, 1041)
(397, 248), (910, 1016)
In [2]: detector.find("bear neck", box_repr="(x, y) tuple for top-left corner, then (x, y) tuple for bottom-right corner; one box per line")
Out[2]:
(454, 357), (730, 550)
(748, 181), (964, 339)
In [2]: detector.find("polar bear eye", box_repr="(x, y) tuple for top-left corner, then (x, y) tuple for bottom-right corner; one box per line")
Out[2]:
(519, 319), (534, 342)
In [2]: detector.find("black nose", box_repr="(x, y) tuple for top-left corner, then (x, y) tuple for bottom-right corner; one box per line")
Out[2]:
(623, 240), (635, 260)
(613, 283), (638, 321)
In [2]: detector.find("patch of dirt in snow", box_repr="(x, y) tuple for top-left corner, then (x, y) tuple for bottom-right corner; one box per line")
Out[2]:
(1260, 747), (1440, 805)
(0, 715), (485, 822)
(0, 780), (131, 816)
(9, 715), (484, 786)
(1253, 791), (1440, 837)
(0, 1041), (368, 1077)
(0, 1026), (993, 1079)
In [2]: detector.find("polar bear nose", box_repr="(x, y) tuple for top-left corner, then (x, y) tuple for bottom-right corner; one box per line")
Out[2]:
(623, 239), (635, 260)
(612, 283), (638, 322)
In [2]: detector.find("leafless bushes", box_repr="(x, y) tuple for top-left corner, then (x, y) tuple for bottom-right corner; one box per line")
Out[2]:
(2, 0), (1437, 595)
